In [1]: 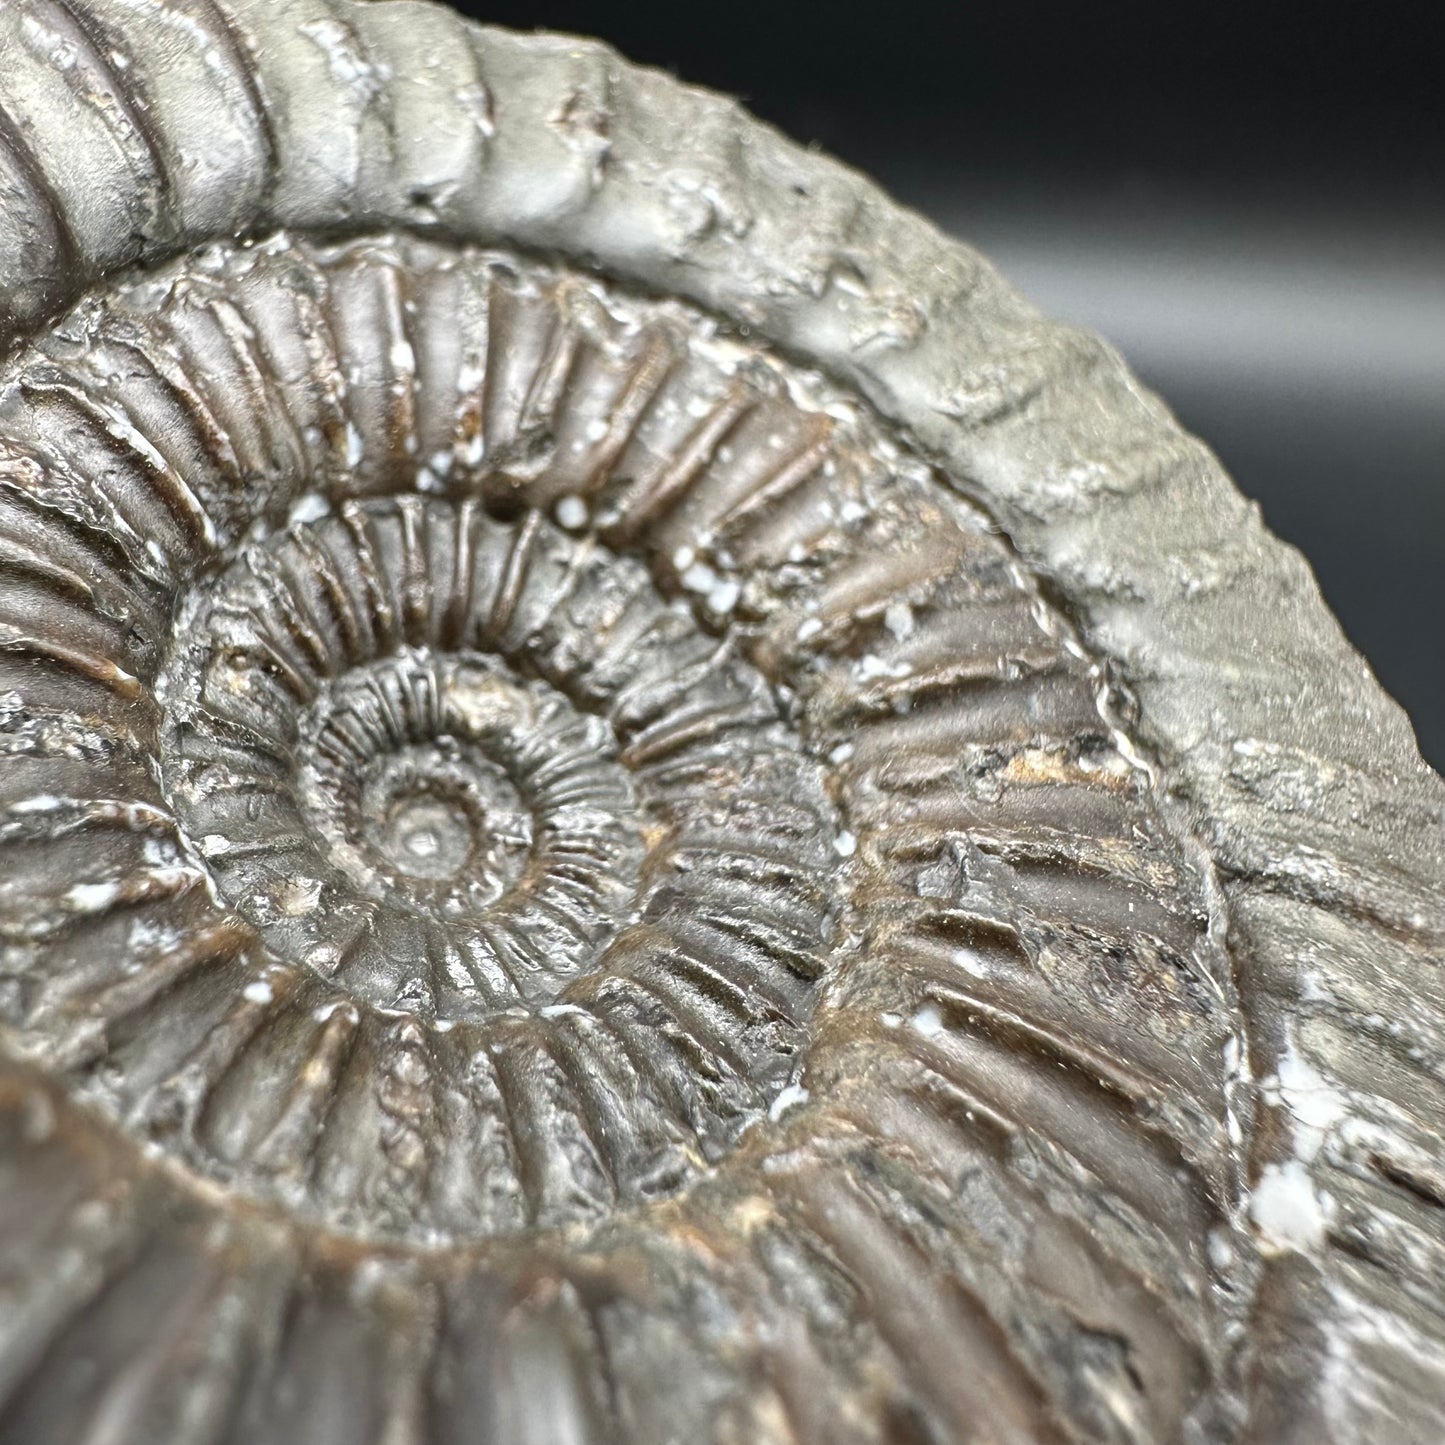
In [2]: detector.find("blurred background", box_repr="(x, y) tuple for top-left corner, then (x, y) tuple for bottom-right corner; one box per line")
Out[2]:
(462, 0), (1444, 770)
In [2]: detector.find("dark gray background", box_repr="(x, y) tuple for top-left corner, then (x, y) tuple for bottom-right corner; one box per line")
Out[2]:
(464, 1), (1444, 770)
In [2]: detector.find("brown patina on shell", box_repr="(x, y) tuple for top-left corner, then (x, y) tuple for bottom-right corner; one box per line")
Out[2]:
(0, 4), (1442, 1444)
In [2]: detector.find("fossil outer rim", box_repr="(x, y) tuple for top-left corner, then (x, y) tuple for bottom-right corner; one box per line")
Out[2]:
(0, 2), (1441, 1441)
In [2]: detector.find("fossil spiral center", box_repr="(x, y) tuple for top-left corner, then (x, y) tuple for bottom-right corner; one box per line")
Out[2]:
(293, 651), (637, 933)
(156, 498), (836, 1060)
(371, 785), (494, 882)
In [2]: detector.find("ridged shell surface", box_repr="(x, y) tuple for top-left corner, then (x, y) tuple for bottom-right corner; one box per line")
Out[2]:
(0, 3), (1441, 1444)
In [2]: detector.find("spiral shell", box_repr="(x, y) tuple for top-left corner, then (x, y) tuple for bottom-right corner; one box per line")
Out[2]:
(0, 4), (1442, 1443)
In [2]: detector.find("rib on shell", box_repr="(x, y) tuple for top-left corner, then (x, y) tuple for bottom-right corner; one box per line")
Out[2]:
(0, 4), (1441, 1444)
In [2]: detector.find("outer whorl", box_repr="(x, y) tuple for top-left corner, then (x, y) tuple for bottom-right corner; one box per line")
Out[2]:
(0, 5), (1441, 1444)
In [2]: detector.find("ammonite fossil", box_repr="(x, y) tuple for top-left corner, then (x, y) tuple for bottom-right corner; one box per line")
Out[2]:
(0, 4), (1441, 1442)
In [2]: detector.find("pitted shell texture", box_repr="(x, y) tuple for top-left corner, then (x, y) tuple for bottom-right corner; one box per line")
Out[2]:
(2, 3), (1442, 1445)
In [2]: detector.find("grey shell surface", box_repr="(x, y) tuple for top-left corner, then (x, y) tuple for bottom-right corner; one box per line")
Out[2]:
(0, 3), (1440, 1443)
